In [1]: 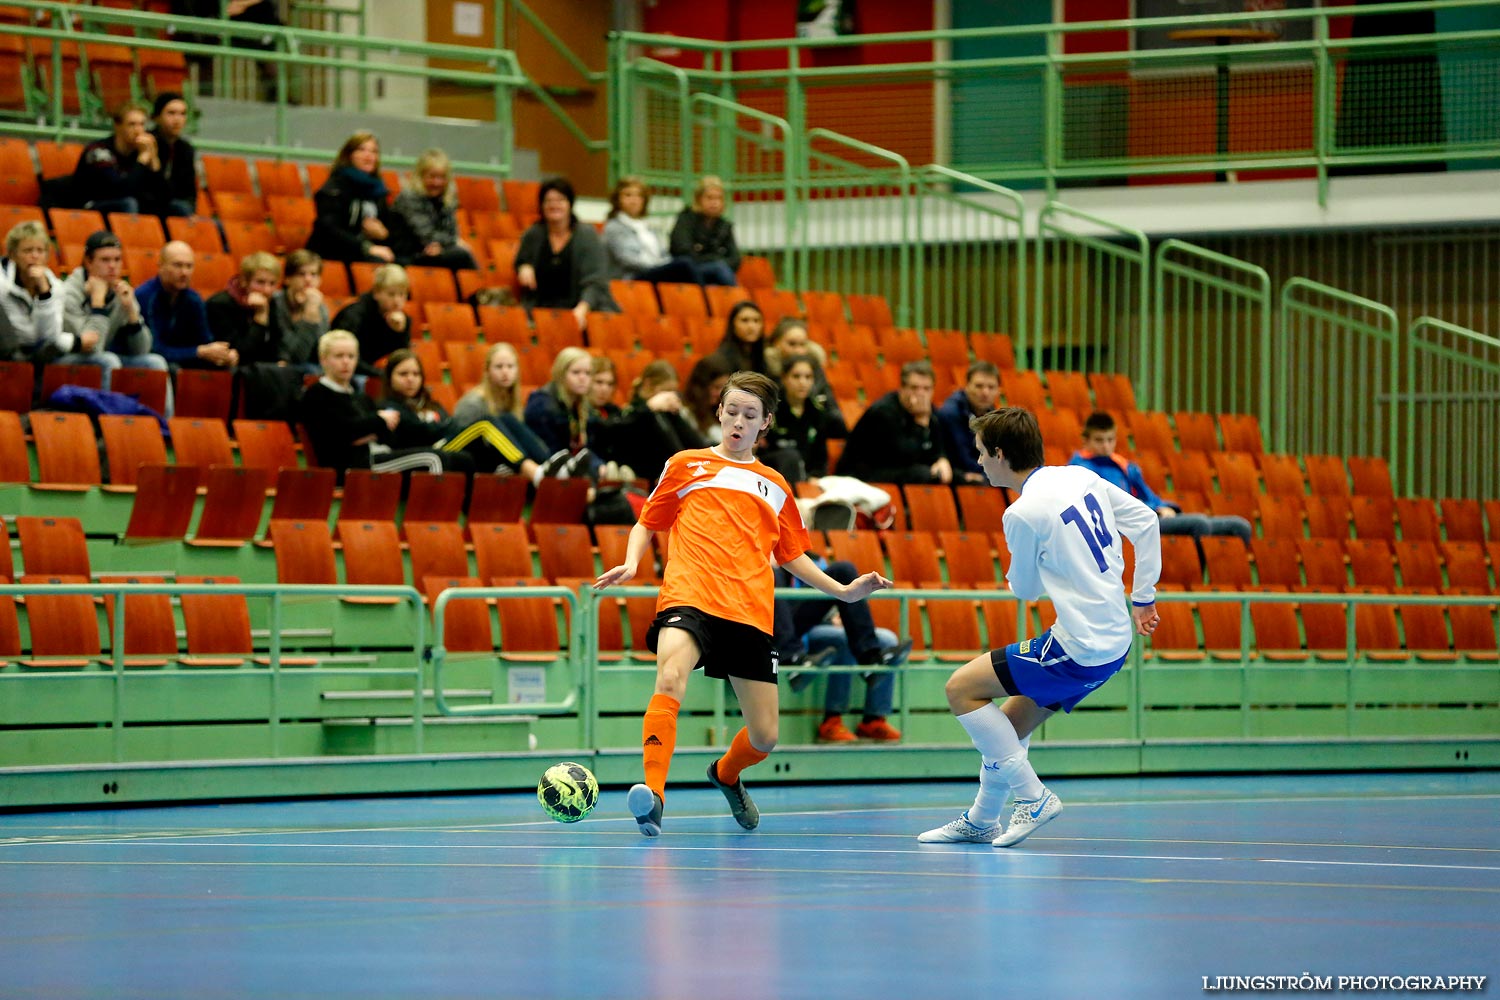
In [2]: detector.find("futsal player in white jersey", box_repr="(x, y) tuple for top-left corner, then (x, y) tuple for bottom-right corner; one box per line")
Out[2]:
(919, 407), (1162, 847)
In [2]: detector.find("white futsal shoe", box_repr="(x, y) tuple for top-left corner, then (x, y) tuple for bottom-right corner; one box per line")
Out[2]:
(992, 788), (1062, 848)
(917, 810), (1002, 844)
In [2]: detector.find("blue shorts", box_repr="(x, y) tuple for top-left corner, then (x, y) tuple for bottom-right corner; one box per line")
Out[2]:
(990, 628), (1127, 713)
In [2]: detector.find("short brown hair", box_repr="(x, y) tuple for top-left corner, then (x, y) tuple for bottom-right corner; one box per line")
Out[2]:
(971, 406), (1043, 471)
(286, 248), (322, 276)
(608, 176), (650, 218)
(720, 370), (780, 439)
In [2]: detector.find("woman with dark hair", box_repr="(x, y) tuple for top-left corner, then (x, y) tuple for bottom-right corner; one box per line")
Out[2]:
(514, 177), (617, 330)
(306, 131), (403, 265)
(682, 354), (732, 444)
(381, 348), (457, 449)
(766, 353), (848, 484)
(706, 300), (769, 376)
(595, 359), (707, 486)
(601, 176), (699, 283)
(764, 316), (834, 405)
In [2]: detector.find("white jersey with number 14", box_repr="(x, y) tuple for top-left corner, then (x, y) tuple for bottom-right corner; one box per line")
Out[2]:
(1001, 465), (1162, 666)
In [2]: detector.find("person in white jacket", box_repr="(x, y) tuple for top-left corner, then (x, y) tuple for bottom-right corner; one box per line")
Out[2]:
(919, 406), (1162, 848)
(60, 230), (170, 399)
(600, 176), (699, 284)
(0, 220), (68, 368)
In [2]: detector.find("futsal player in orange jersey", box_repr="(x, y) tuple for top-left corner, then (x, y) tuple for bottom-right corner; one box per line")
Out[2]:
(595, 371), (892, 837)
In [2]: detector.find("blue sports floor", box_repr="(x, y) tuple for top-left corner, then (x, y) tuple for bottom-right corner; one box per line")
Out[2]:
(1, 771), (1496, 1000)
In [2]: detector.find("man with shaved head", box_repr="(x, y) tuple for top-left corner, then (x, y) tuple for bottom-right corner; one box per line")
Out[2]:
(134, 240), (237, 370)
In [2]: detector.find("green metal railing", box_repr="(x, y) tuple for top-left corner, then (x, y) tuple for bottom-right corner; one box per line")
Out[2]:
(1032, 202), (1150, 386)
(1276, 278), (1402, 462)
(0, 580), (427, 761)
(3, 1), (528, 175)
(1404, 317), (1500, 498)
(609, 0), (1500, 201)
(1151, 240), (1274, 417)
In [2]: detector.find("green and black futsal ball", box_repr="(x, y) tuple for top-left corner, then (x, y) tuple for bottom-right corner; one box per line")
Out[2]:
(537, 762), (599, 822)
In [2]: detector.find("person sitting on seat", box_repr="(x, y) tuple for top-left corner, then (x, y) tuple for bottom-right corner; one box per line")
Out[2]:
(0, 221), (67, 370)
(271, 249), (328, 372)
(204, 250), (286, 366)
(935, 360), (1001, 485)
(602, 175), (699, 284)
(60, 230), (169, 398)
(515, 176), (618, 331)
(774, 558), (912, 743)
(391, 147), (477, 272)
(668, 174), (740, 286)
(329, 263), (412, 378)
(525, 346), (604, 471)
(447, 341), (587, 481)
(1069, 410), (1251, 547)
(837, 359), (955, 486)
(306, 131), (402, 265)
(593, 359), (705, 487)
(73, 100), (160, 217)
(135, 241), (237, 371)
(148, 92), (197, 218)
(299, 330), (469, 482)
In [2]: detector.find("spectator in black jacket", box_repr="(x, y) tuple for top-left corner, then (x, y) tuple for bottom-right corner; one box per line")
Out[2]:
(73, 101), (161, 217)
(329, 263), (412, 377)
(149, 93), (197, 218)
(514, 176), (617, 330)
(306, 131), (402, 265)
(204, 250), (284, 365)
(836, 359), (955, 485)
(299, 330), (463, 482)
(766, 353), (846, 484)
(668, 174), (740, 286)
(594, 359), (705, 487)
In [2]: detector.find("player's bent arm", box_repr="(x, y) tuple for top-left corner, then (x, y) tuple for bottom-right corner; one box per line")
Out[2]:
(593, 521), (653, 589)
(781, 553), (893, 603)
(1105, 482), (1162, 604)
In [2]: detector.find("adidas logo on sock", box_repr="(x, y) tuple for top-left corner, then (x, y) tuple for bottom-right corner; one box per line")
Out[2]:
(644, 735), (663, 746)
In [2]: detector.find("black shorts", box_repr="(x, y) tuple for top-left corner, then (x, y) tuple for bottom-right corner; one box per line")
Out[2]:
(646, 606), (779, 683)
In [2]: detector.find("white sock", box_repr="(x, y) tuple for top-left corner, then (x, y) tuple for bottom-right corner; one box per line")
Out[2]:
(530, 464), (545, 487)
(958, 703), (1044, 820)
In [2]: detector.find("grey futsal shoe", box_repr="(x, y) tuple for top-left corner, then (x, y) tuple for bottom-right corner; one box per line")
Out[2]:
(627, 783), (664, 837)
(706, 760), (760, 830)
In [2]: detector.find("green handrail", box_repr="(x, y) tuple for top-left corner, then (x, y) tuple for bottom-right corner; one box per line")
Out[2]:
(1277, 278), (1401, 461)
(1404, 317), (1500, 498)
(1152, 239), (1274, 417)
(611, 0), (1500, 196)
(429, 585), (584, 725)
(804, 128), (911, 321)
(0, 581), (427, 760)
(1033, 202), (1150, 384)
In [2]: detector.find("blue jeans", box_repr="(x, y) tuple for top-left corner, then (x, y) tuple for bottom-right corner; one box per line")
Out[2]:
(52, 350), (122, 391)
(806, 624), (900, 719)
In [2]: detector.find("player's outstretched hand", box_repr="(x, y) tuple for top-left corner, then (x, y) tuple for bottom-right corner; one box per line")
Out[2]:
(1133, 603), (1160, 637)
(841, 571), (894, 603)
(593, 564), (635, 590)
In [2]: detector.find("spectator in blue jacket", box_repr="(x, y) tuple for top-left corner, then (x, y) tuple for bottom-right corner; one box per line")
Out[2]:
(934, 360), (1000, 484)
(1069, 411), (1251, 547)
(135, 241), (238, 370)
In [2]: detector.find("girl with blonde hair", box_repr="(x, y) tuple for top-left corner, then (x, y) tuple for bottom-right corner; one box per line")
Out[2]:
(392, 147), (477, 271)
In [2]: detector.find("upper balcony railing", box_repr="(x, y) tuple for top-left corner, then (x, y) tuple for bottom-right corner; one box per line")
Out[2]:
(609, 0), (1500, 206)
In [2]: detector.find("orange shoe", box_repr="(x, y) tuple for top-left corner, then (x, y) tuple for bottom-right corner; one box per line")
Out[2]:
(816, 717), (857, 742)
(855, 717), (902, 742)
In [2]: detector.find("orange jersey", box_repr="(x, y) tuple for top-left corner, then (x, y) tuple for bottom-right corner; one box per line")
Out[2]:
(639, 447), (810, 634)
